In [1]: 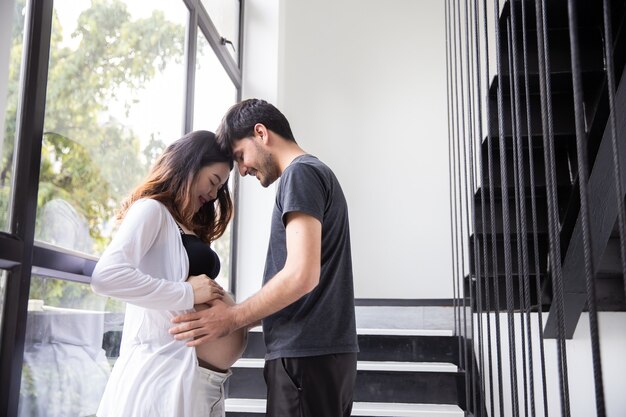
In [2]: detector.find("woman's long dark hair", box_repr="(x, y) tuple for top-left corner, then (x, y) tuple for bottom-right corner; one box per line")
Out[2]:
(118, 130), (234, 243)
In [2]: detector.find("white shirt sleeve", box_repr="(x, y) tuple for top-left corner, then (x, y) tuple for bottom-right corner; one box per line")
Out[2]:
(91, 199), (194, 310)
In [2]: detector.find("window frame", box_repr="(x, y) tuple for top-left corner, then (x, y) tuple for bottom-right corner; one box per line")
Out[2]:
(0, 0), (244, 415)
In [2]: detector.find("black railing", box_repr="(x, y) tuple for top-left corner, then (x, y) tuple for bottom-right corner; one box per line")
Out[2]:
(447, 0), (626, 416)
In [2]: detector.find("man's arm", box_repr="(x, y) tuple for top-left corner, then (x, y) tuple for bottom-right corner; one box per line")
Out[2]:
(169, 211), (321, 346)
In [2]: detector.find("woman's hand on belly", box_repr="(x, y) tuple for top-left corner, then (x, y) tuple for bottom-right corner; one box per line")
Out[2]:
(187, 274), (225, 304)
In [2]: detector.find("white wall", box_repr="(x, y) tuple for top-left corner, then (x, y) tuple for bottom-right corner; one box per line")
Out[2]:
(237, 0), (453, 300)
(234, 0), (280, 301)
(474, 312), (626, 417)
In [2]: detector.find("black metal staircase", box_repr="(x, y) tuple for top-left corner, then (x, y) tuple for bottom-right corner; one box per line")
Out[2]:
(467, 0), (626, 334)
(448, 0), (626, 416)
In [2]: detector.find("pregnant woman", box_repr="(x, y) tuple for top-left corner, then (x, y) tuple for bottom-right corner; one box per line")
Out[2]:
(91, 130), (247, 417)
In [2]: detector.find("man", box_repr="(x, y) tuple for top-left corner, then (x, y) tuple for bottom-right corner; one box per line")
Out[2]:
(170, 98), (359, 417)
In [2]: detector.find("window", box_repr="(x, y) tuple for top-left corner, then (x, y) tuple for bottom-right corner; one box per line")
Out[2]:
(200, 0), (240, 63)
(18, 275), (120, 417)
(1, 1), (241, 414)
(36, 0), (188, 256)
(193, 31), (238, 291)
(0, 0), (26, 231)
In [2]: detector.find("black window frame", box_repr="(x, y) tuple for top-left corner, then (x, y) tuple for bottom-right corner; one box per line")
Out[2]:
(0, 0), (244, 415)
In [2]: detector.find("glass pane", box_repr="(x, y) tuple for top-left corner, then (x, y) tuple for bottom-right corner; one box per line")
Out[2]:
(200, 0), (240, 63)
(193, 32), (237, 291)
(0, 270), (7, 347)
(18, 275), (125, 417)
(0, 0), (27, 231)
(36, 0), (188, 256)
(193, 33), (238, 138)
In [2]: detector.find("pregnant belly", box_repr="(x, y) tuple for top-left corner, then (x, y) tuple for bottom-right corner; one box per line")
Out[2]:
(193, 297), (248, 372)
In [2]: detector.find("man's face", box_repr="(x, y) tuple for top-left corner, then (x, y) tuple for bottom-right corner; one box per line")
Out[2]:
(232, 137), (280, 188)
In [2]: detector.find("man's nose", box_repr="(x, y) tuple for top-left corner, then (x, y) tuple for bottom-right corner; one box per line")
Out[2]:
(238, 164), (247, 176)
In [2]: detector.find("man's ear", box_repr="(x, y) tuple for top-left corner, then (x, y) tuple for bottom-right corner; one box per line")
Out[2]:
(254, 123), (269, 142)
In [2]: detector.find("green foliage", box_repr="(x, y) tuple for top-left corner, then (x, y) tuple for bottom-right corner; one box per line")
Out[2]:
(29, 275), (107, 311)
(37, 132), (113, 249)
(142, 134), (167, 171)
(1, 1), (184, 312)
(1, 0), (184, 254)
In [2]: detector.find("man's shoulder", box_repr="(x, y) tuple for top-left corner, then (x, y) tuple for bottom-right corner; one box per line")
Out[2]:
(287, 154), (335, 179)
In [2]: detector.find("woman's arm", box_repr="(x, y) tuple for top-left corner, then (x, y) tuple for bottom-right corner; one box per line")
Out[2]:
(91, 199), (218, 310)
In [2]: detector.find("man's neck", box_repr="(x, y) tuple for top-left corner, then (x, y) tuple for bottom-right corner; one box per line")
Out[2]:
(277, 143), (307, 174)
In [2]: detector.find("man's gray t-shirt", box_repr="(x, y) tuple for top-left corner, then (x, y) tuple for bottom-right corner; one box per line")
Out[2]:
(262, 154), (359, 360)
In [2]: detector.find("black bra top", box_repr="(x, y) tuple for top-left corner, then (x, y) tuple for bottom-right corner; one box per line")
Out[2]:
(177, 225), (220, 279)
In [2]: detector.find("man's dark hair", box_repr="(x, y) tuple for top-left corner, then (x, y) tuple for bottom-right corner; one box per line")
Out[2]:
(216, 98), (296, 152)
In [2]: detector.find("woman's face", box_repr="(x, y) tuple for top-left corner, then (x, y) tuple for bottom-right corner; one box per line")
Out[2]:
(191, 162), (231, 212)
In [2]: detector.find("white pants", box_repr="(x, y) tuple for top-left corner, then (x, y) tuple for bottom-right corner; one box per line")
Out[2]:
(194, 367), (232, 417)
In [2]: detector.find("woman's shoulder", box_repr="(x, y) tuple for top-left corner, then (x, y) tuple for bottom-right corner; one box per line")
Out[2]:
(126, 198), (170, 223)
(132, 197), (166, 210)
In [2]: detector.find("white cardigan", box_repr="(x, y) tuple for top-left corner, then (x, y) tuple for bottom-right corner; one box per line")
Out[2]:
(92, 198), (207, 417)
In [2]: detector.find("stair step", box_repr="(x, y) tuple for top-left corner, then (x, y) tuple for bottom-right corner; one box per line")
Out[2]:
(479, 138), (571, 189)
(227, 366), (461, 404)
(495, 28), (605, 83)
(242, 331), (460, 364)
(464, 274), (551, 312)
(469, 233), (549, 276)
(225, 399), (464, 417)
(482, 133), (575, 150)
(474, 190), (549, 236)
(232, 358), (458, 373)
(502, 0), (613, 31)
(487, 89), (576, 137)
(248, 327), (455, 337)
(357, 328), (454, 336)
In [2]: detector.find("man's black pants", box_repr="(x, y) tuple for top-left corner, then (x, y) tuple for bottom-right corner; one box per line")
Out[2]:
(263, 352), (358, 417)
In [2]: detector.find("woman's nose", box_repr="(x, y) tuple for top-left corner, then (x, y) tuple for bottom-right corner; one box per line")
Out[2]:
(208, 187), (217, 200)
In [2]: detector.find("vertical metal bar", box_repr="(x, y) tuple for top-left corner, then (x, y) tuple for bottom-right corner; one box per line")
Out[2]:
(484, 1), (506, 415)
(602, 0), (626, 314)
(448, 0), (463, 361)
(520, 2), (549, 415)
(237, 0), (245, 76)
(451, 0), (465, 371)
(444, 0), (458, 343)
(506, 21), (529, 417)
(448, 0), (457, 344)
(471, 0), (489, 413)
(0, 0), (53, 415)
(534, 0), (571, 414)
(508, 2), (534, 416)
(502, 19), (521, 417)
(461, 0), (477, 411)
(494, 0), (519, 411)
(457, 7), (471, 400)
(183, 4), (198, 134)
(476, 0), (497, 414)
(565, 2), (606, 416)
